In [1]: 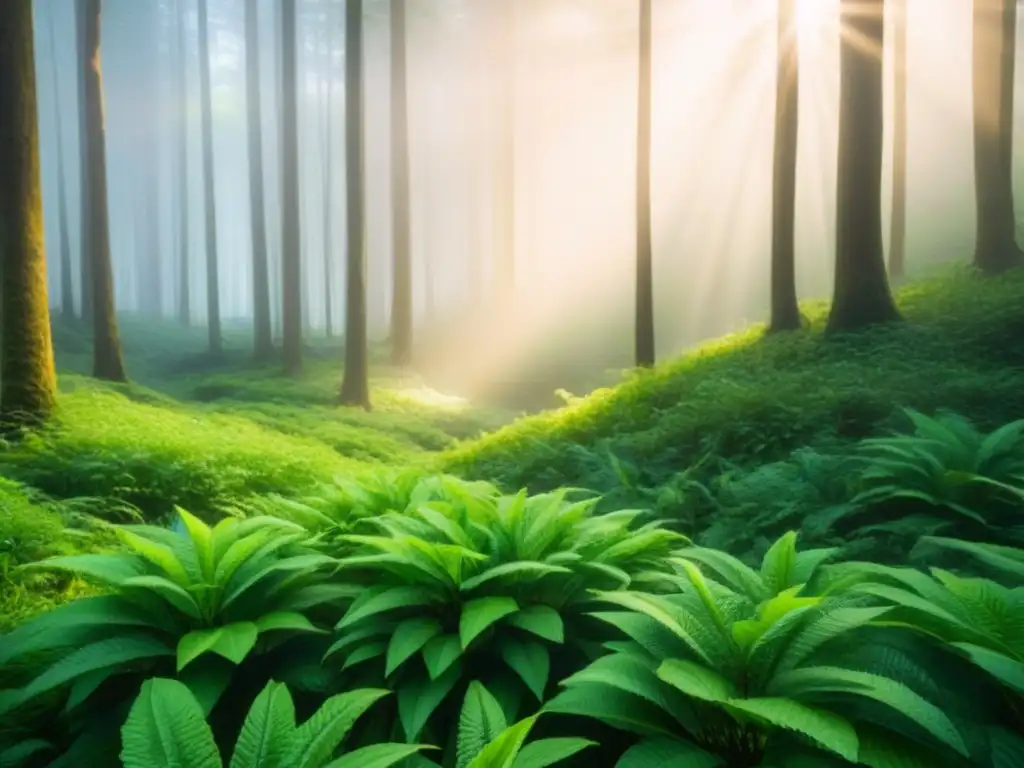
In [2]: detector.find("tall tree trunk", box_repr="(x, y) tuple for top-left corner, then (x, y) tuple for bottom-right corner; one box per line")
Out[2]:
(281, 0), (303, 374)
(47, 3), (75, 321)
(825, 0), (901, 333)
(321, 5), (335, 340)
(82, 0), (127, 381)
(76, 1), (93, 325)
(340, 0), (370, 408)
(197, 0), (221, 353)
(390, 0), (412, 365)
(493, 0), (515, 299)
(246, 0), (273, 358)
(635, 0), (655, 366)
(141, 2), (162, 316)
(888, 0), (908, 278)
(0, 0), (58, 426)
(768, 0), (802, 332)
(973, 0), (1022, 274)
(176, 0), (190, 326)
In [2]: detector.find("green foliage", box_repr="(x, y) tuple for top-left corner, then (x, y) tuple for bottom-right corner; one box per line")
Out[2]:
(321, 480), (687, 758)
(118, 678), (422, 768)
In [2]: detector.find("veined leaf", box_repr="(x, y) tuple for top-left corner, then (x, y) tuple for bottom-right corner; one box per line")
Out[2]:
(466, 715), (537, 768)
(20, 553), (146, 587)
(460, 597), (519, 649)
(614, 738), (723, 768)
(725, 697), (858, 762)
(222, 554), (337, 611)
(176, 507), (215, 581)
(422, 634), (463, 679)
(510, 737), (596, 768)
(228, 681), (296, 768)
(543, 685), (680, 738)
(288, 688), (390, 768)
(460, 562), (572, 593)
(323, 744), (431, 768)
(950, 642), (1024, 694)
(386, 618), (442, 677)
(177, 622), (259, 671)
(122, 574), (202, 619)
(337, 586), (439, 629)
(398, 662), (463, 741)
(255, 611), (326, 636)
(656, 659), (734, 703)
(458, 681), (509, 768)
(507, 605), (564, 644)
(120, 678), (221, 768)
(116, 529), (191, 586)
(500, 639), (550, 701)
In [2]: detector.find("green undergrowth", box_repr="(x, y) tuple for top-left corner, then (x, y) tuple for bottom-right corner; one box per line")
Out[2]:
(440, 267), (1024, 498)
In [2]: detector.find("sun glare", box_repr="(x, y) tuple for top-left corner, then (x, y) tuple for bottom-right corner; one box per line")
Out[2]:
(796, 0), (832, 34)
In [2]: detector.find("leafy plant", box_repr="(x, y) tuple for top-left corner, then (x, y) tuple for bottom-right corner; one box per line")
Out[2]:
(322, 486), (687, 758)
(544, 532), (968, 766)
(119, 677), (424, 768)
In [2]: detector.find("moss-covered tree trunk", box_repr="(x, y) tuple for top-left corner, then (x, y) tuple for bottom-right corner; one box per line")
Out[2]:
(0, 0), (58, 426)
(245, 0), (272, 359)
(768, 0), (801, 333)
(888, 0), (908, 279)
(972, 0), (1022, 275)
(825, 0), (902, 333)
(197, 0), (221, 354)
(339, 0), (370, 409)
(46, 3), (75, 321)
(635, 0), (655, 367)
(176, 0), (190, 327)
(83, 0), (127, 382)
(390, 0), (413, 366)
(281, 0), (303, 375)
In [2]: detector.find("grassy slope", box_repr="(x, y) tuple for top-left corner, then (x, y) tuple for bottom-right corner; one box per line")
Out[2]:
(439, 268), (1024, 495)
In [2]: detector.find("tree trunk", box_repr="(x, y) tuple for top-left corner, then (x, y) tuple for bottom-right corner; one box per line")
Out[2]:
(972, 0), (1022, 274)
(141, 1), (162, 316)
(76, 1), (93, 325)
(176, 0), (190, 326)
(281, 0), (303, 375)
(0, 0), (58, 426)
(825, 0), (902, 333)
(888, 0), (908, 279)
(47, 4), (75, 321)
(321, 4), (335, 340)
(768, 0), (802, 332)
(635, 0), (655, 366)
(197, 0), (221, 353)
(246, 0), (273, 359)
(82, 0), (127, 382)
(390, 0), (413, 365)
(339, 0), (370, 409)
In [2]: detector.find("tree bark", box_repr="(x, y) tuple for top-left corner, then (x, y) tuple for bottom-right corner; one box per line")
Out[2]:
(82, 0), (127, 382)
(176, 0), (190, 326)
(888, 0), (908, 279)
(635, 0), (655, 366)
(390, 0), (413, 365)
(47, 3), (75, 321)
(281, 0), (303, 374)
(246, 0), (273, 358)
(825, 0), (902, 333)
(197, 0), (221, 353)
(339, 0), (370, 409)
(0, 0), (58, 426)
(768, 0), (802, 332)
(972, 0), (1022, 274)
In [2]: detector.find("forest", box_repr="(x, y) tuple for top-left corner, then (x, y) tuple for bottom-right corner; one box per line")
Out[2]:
(1, 0), (1024, 766)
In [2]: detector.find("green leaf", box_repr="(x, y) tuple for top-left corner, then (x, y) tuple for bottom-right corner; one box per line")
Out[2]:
(228, 681), (296, 768)
(255, 612), (326, 635)
(122, 574), (202, 619)
(950, 642), (1024, 695)
(342, 640), (387, 670)
(726, 697), (858, 762)
(510, 738), (595, 768)
(323, 744), (431, 768)
(460, 562), (572, 592)
(23, 635), (173, 701)
(460, 597), (519, 649)
(0, 740), (55, 767)
(466, 716), (537, 768)
(177, 622), (259, 671)
(614, 738), (722, 768)
(386, 618), (442, 677)
(422, 634), (463, 679)
(337, 586), (439, 629)
(399, 662), (463, 741)
(500, 639), (550, 701)
(507, 605), (564, 644)
(176, 507), (215, 581)
(288, 689), (390, 768)
(655, 659), (734, 703)
(120, 678), (221, 768)
(116, 529), (191, 586)
(21, 553), (146, 587)
(179, 656), (236, 716)
(458, 681), (509, 768)
(543, 685), (679, 738)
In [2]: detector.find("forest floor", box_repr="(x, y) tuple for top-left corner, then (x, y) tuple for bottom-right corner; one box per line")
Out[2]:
(3, 265), (1024, 631)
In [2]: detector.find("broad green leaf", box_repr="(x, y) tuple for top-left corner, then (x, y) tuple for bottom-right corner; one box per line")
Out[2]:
(460, 562), (572, 593)
(116, 529), (191, 586)
(458, 681), (509, 768)
(422, 634), (463, 679)
(0, 739), (55, 766)
(323, 744), (431, 768)
(500, 639), (550, 701)
(179, 656), (236, 716)
(342, 640), (387, 670)
(122, 574), (202, 619)
(466, 716), (536, 768)
(176, 507), (215, 581)
(460, 597), (519, 649)
(23, 635), (173, 701)
(760, 532), (799, 595)
(222, 554), (338, 611)
(255, 612), (326, 635)
(543, 685), (679, 738)
(398, 662), (463, 741)
(20, 553), (146, 587)
(229, 681), (296, 768)
(288, 689), (390, 768)
(507, 605), (564, 644)
(511, 738), (595, 768)
(337, 586), (439, 629)
(951, 642), (1024, 694)
(726, 697), (858, 762)
(614, 737), (723, 768)
(386, 618), (442, 677)
(120, 678), (221, 768)
(177, 622), (259, 671)
(656, 659), (734, 703)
